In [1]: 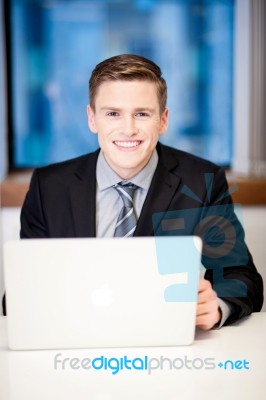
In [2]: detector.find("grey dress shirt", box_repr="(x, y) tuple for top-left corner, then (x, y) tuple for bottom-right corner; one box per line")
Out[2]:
(96, 149), (158, 237)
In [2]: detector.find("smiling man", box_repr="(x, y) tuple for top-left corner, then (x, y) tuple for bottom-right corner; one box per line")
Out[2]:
(87, 79), (168, 180)
(14, 54), (263, 329)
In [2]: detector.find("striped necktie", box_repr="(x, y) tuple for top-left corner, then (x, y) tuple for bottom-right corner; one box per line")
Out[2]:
(113, 182), (138, 237)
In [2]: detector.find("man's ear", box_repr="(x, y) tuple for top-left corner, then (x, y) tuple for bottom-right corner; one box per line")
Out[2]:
(87, 105), (98, 134)
(159, 107), (169, 137)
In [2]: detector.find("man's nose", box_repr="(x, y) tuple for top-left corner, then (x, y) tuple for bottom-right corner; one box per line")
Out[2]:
(122, 116), (138, 136)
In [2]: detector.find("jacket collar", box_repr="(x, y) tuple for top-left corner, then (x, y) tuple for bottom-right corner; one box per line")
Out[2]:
(134, 143), (182, 236)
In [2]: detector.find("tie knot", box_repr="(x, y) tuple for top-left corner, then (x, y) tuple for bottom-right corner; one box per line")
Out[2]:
(113, 182), (138, 207)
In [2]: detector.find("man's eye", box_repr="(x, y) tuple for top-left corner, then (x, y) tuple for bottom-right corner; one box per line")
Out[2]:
(107, 112), (119, 117)
(136, 112), (149, 117)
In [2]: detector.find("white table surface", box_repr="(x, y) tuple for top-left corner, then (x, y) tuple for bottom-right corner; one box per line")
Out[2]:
(0, 313), (266, 400)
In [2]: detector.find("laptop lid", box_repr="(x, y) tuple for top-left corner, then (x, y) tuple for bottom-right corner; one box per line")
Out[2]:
(3, 236), (202, 350)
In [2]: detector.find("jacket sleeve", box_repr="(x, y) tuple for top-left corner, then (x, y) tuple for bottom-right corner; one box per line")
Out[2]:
(202, 168), (264, 324)
(20, 169), (49, 238)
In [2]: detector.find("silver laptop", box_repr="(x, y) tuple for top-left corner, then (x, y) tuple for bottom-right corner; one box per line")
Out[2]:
(3, 236), (202, 350)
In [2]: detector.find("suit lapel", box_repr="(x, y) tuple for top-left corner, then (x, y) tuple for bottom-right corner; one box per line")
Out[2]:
(134, 144), (182, 236)
(67, 145), (181, 237)
(69, 151), (99, 237)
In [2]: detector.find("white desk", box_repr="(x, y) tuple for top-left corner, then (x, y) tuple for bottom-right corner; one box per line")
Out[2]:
(0, 313), (265, 400)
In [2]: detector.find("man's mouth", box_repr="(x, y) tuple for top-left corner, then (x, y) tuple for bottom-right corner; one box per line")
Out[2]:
(113, 141), (142, 148)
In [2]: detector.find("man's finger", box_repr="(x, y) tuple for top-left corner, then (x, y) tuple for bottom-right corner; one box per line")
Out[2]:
(197, 299), (219, 316)
(198, 278), (212, 293)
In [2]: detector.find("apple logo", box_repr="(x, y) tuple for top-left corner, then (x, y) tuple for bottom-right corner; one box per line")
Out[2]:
(91, 284), (114, 307)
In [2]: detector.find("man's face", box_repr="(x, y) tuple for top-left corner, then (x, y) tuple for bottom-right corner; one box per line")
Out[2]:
(87, 80), (168, 179)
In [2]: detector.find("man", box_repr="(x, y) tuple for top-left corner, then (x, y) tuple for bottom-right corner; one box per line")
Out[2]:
(8, 54), (263, 328)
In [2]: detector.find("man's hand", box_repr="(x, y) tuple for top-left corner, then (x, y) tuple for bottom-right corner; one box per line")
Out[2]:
(196, 279), (221, 330)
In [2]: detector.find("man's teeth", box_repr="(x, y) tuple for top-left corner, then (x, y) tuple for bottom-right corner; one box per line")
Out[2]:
(114, 141), (141, 148)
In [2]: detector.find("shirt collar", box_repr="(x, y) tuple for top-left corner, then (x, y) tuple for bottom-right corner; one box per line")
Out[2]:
(96, 149), (158, 191)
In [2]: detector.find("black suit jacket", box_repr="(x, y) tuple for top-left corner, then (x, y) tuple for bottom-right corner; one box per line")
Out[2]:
(8, 143), (263, 322)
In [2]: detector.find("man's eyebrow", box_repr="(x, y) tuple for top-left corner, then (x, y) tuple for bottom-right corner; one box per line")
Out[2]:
(100, 107), (121, 111)
(134, 107), (155, 113)
(99, 107), (155, 112)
